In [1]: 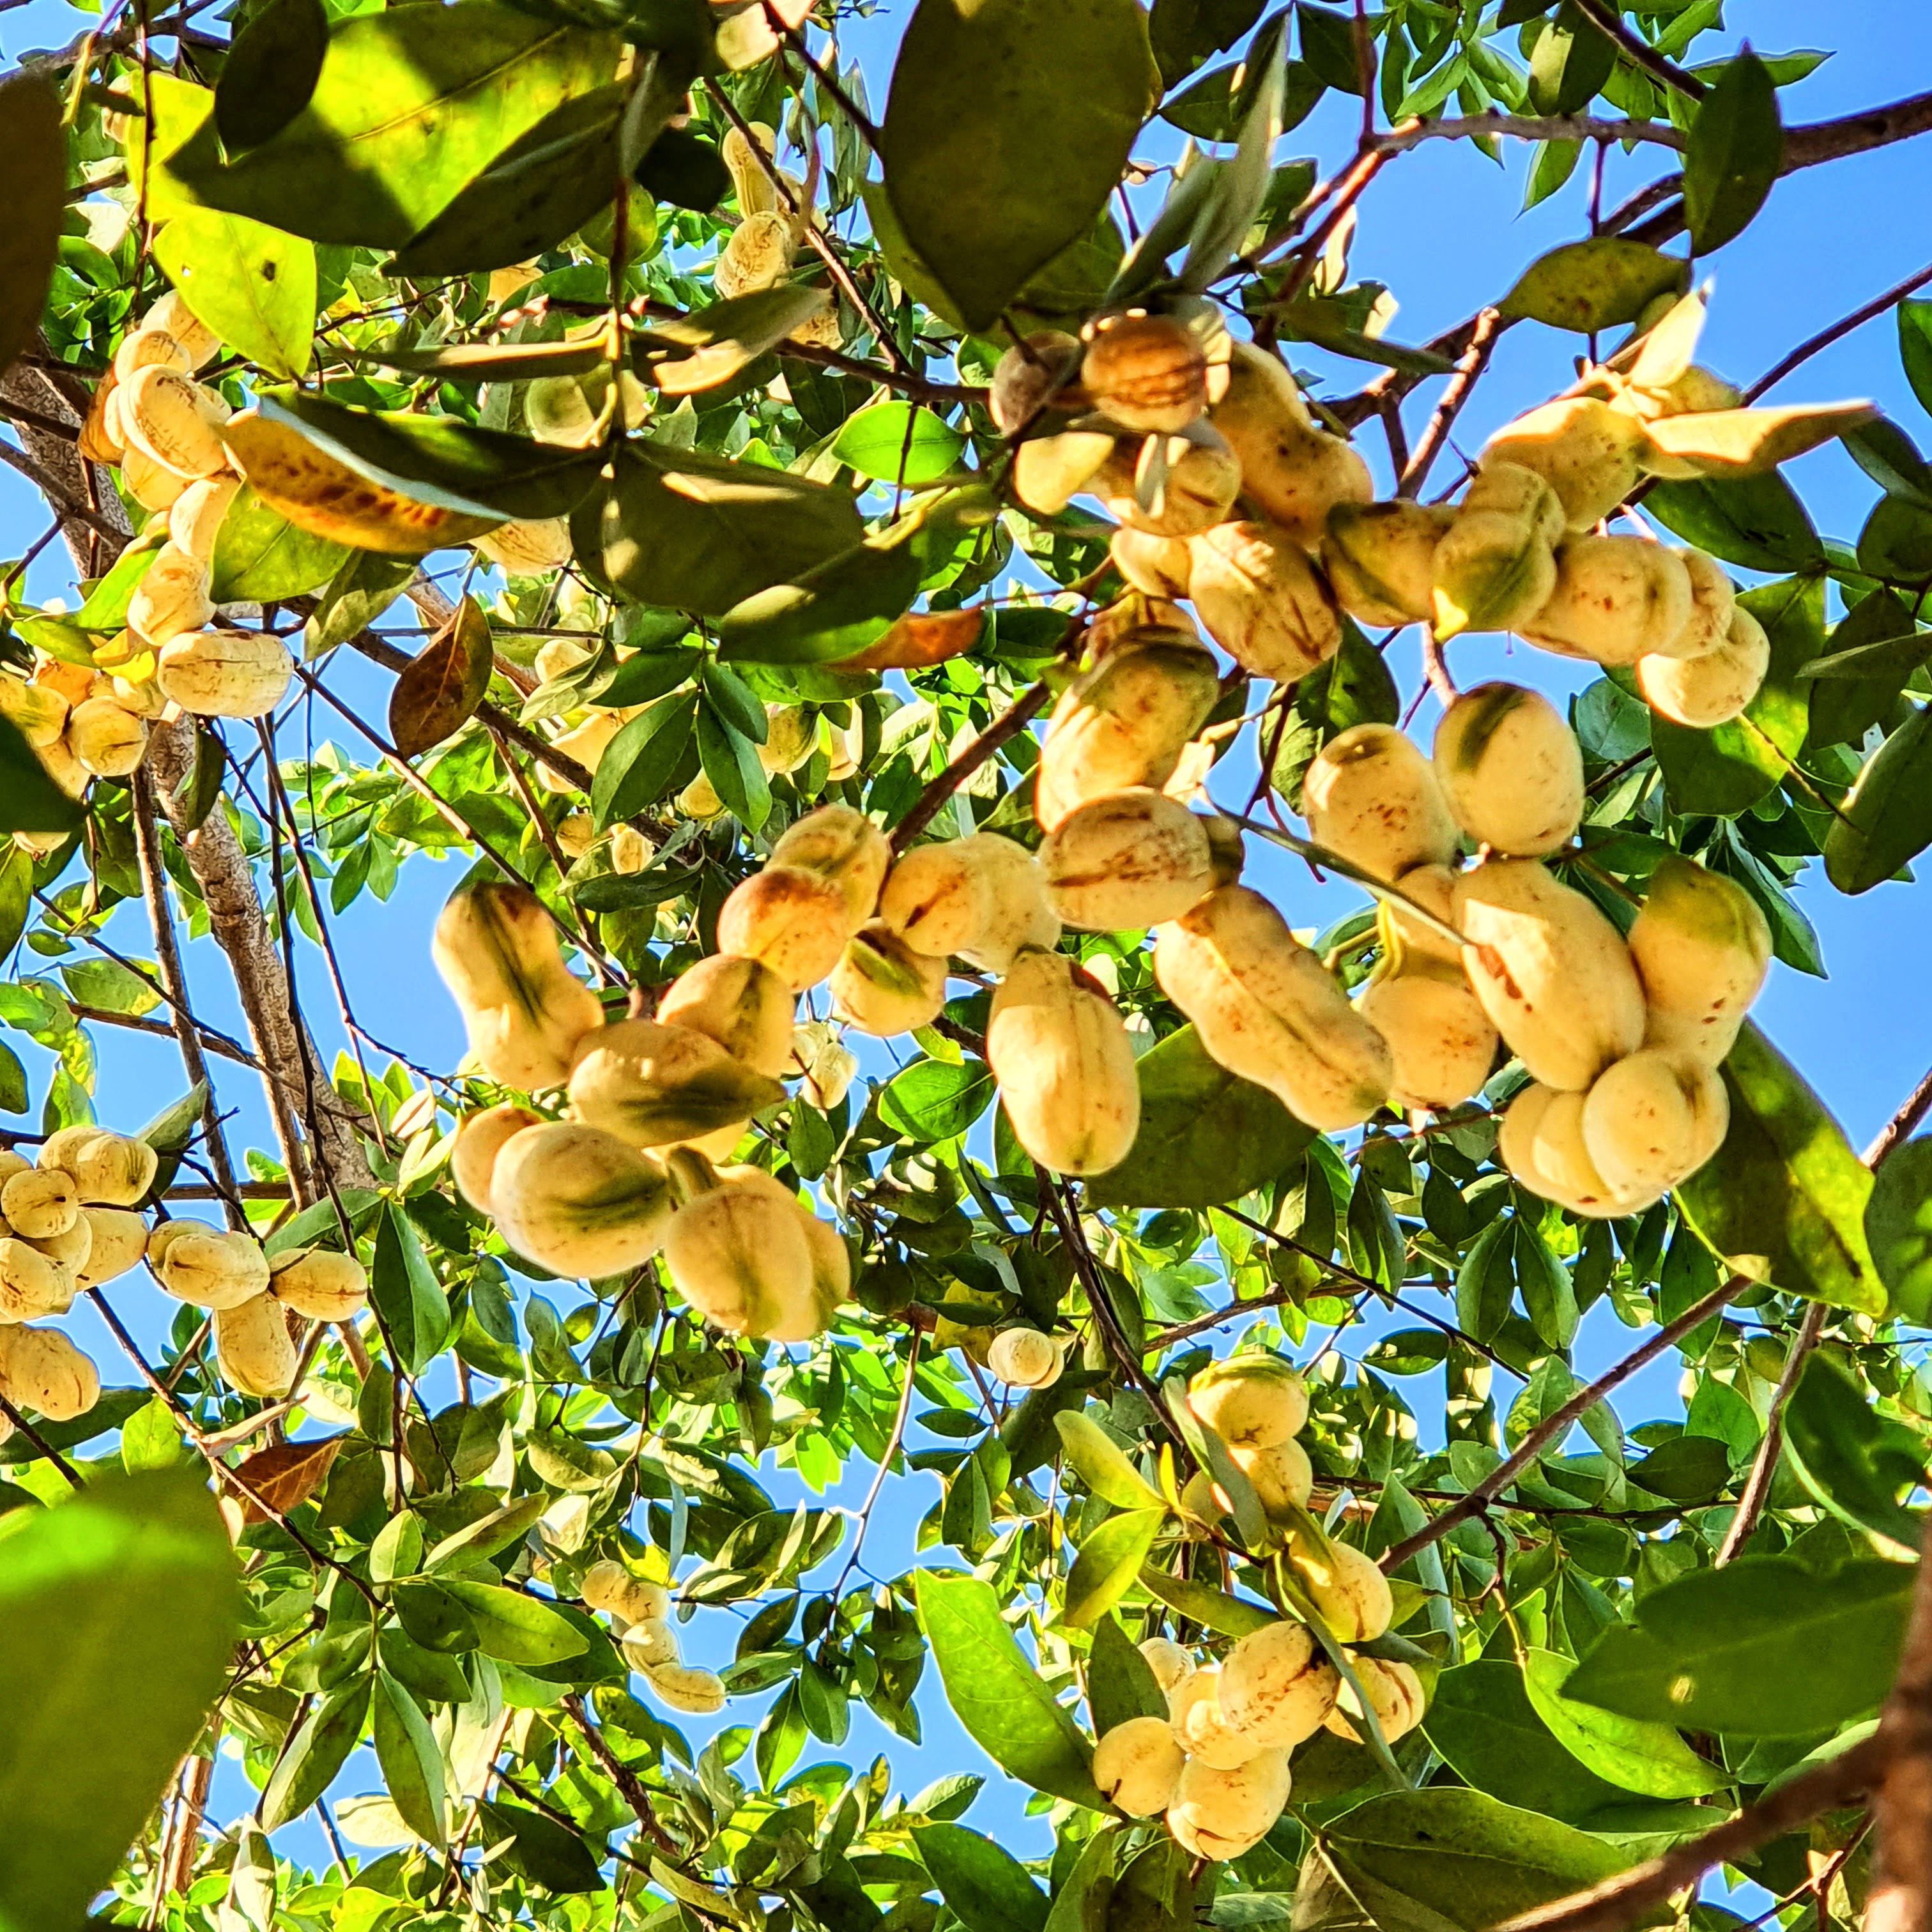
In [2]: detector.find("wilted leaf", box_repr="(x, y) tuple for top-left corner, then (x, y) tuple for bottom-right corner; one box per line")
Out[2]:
(831, 606), (985, 672)
(231, 1436), (344, 1526)
(390, 594), (494, 758)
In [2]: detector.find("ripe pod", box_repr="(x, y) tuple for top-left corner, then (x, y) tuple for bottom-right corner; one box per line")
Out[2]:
(1110, 526), (1193, 599)
(1208, 342), (1370, 548)
(1325, 1657), (1426, 1745)
(1219, 1620), (1342, 1749)
(123, 443), (190, 513)
(1083, 312), (1208, 433)
(642, 1662), (727, 1713)
(770, 805), (893, 926)
(1376, 862), (1463, 974)
(491, 1123), (675, 1278)
(1500, 1083), (1660, 1218)
(433, 884), (606, 1089)
(476, 516), (574, 574)
(128, 542), (215, 650)
(986, 951), (1140, 1177)
(878, 839), (999, 957)
(1229, 1437), (1314, 1519)
(1093, 1715), (1186, 1817)
(536, 710), (623, 793)
(1432, 682), (1583, 857)
(714, 1165), (851, 1319)
(1153, 885), (1392, 1131)
(1430, 464), (1564, 638)
(2, 1169), (78, 1239)
(656, 954), (797, 1079)
(123, 364), (229, 478)
(1166, 1749), (1291, 1861)
(168, 473), (241, 565)
(267, 1248), (369, 1321)
(716, 866), (855, 992)
(114, 326), (190, 386)
(140, 290), (220, 370)
(831, 922), (948, 1036)
(1139, 1638), (1195, 1697)
(1013, 429), (1116, 516)
(620, 1620), (680, 1671)
(663, 1176), (820, 1342)
(1627, 855), (1772, 1066)
(990, 330), (1083, 433)
(1187, 1353), (1308, 1448)
(449, 1103), (543, 1214)
(1041, 788), (1214, 931)
(1521, 536), (1695, 666)
(75, 1206), (149, 1287)
(1185, 519), (1342, 680)
(0, 1324), (99, 1420)
(151, 1224), (271, 1310)
(582, 1560), (670, 1627)
(1636, 604), (1770, 728)
(1480, 396), (1649, 531)
(215, 1292), (299, 1398)
(1303, 724), (1461, 884)
(1321, 500), (1455, 627)
(567, 1019), (785, 1149)
(1098, 424), (1243, 538)
(1664, 549), (1736, 661)
(986, 1326), (1061, 1390)
(1285, 1529), (1393, 1641)
(1169, 1664), (1266, 1769)
(955, 838), (1063, 971)
(0, 1239), (76, 1321)
(157, 630), (294, 717)
(67, 697), (149, 778)
(1453, 859), (1645, 1092)
(1356, 969), (1499, 1111)
(714, 210), (794, 299)
(1581, 1048), (1729, 1199)
(758, 703), (816, 775)
(0, 678), (68, 749)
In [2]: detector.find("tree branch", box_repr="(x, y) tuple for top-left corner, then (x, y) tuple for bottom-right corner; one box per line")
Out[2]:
(1745, 257), (1932, 403)
(888, 678), (1054, 853)
(1566, 0), (1705, 102)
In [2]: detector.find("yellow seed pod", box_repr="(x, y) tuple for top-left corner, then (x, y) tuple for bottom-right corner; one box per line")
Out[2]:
(75, 1206), (149, 1287)
(1321, 500), (1455, 627)
(877, 839), (999, 958)
(1169, 1664), (1266, 1769)
(1285, 1529), (1393, 1641)
(1303, 724), (1461, 884)
(537, 710), (623, 793)
(1430, 463), (1565, 638)
(267, 1247), (369, 1321)
(114, 326), (190, 387)
(25, 1215), (91, 1275)
(215, 1292), (298, 1397)
(716, 866), (855, 993)
(1093, 1715), (1186, 1817)
(1581, 1048), (1729, 1199)
(1376, 861), (1462, 974)
(830, 921), (948, 1036)
(1522, 536), (1695, 666)
(1140, 1638), (1195, 1698)
(606, 825), (650, 875)
(1209, 342), (1372, 548)
(678, 769), (728, 820)
(986, 1326), (1062, 1390)
(432, 884), (606, 1089)
(1097, 422), (1243, 538)
(533, 636), (595, 686)
(554, 813), (595, 861)
(1013, 429), (1117, 516)
(987, 951), (1140, 1177)
(1153, 884), (1392, 1132)
(1185, 519), (1342, 680)
(1636, 605), (1770, 728)
(757, 703), (816, 776)
(476, 516), (574, 574)
(643, 1661), (726, 1714)
(90, 376), (129, 464)
(1187, 1353), (1308, 1448)
(1357, 969), (1498, 1112)
(1166, 1749), (1292, 1861)
(154, 1225), (272, 1310)
(621, 1620), (680, 1671)
(67, 696), (149, 778)
(583, 1559), (670, 1627)
(991, 330), (1084, 433)
(1325, 1657), (1426, 1745)
(1662, 548), (1736, 661)
(663, 1176), (818, 1340)
(1453, 859), (1645, 1091)
(714, 210), (794, 298)
(38, 1126), (158, 1208)
(713, 1165), (850, 1319)
(1229, 1438), (1314, 1520)
(769, 804), (893, 926)
(1219, 1620), (1342, 1749)
(0, 1323), (99, 1420)
(141, 289), (220, 369)
(1501, 1083), (1660, 1218)
(1628, 855), (1772, 1067)
(655, 954), (797, 1080)
(123, 442), (191, 513)
(0, 1238), (76, 1321)
(2, 1168), (78, 1240)
(1432, 682), (1583, 858)
(36, 660), (92, 707)
(567, 1018), (785, 1149)
(123, 364), (229, 478)
(36, 733), (88, 802)
(721, 120), (780, 215)
(1480, 395), (1649, 531)
(1082, 312), (1208, 434)
(1110, 525), (1193, 598)
(490, 1121), (675, 1278)
(0, 1150), (29, 1186)
(128, 542), (215, 650)
(955, 838), (1063, 972)
(449, 1102), (543, 1213)
(0, 678), (70, 750)
(157, 630), (294, 717)
(1041, 788), (1215, 931)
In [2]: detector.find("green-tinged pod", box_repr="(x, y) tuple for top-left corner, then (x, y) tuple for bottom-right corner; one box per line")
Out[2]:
(1430, 463), (1565, 638)
(1627, 855), (1772, 1066)
(1432, 682), (1583, 857)
(1186, 1352), (1309, 1448)
(829, 921), (948, 1035)
(1185, 518), (1342, 680)
(1321, 500), (1455, 627)
(1284, 1528), (1393, 1641)
(489, 1123), (675, 1278)
(655, 954), (798, 1080)
(769, 804), (893, 927)
(567, 1020), (785, 1149)
(450, 1103), (542, 1215)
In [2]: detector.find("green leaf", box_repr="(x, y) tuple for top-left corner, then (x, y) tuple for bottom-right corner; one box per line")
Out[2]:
(1088, 1614), (1168, 1732)
(474, 1797), (605, 1892)
(1498, 239), (1684, 334)
(1649, 574), (1820, 817)
(915, 1571), (1107, 1809)
(372, 1669), (447, 1846)
(1780, 1350), (1925, 1551)
(1065, 1508), (1166, 1629)
(715, 519), (926, 667)
(1624, 1434), (1729, 1503)
(1322, 1789), (1637, 1932)
(1676, 1020), (1885, 1315)
(1423, 1661), (1629, 1825)
(1149, 0), (1265, 84)
(261, 1676), (371, 1829)
(1899, 298), (1932, 422)
(0, 73), (66, 383)
(0, 1472), (240, 1928)
(831, 402), (968, 486)
(208, 485), (350, 602)
(1514, 1216), (1577, 1349)
(1052, 1411), (1166, 1512)
(1825, 703), (1932, 893)
(371, 1200), (452, 1374)
(1527, 2), (1616, 116)
(880, 0), (1159, 333)
(1454, 1216), (1513, 1346)
(214, 0), (328, 155)
(575, 440), (864, 617)
(303, 550), (419, 659)
(914, 1823), (1050, 1932)
(0, 715), (84, 838)
(696, 701), (772, 833)
(1684, 49), (1784, 255)
(153, 209), (317, 379)
(1804, 589), (1925, 753)
(165, 4), (622, 247)
(0, 1043), (29, 1119)
(1136, 1565), (1275, 1639)
(1519, 1650), (1732, 1800)
(1867, 1135), (1932, 1321)
(879, 1059), (997, 1143)
(434, 1579), (588, 1665)
(1087, 1025), (1314, 1209)
(1644, 473), (1823, 574)
(1565, 1554), (1912, 1736)
(591, 690), (698, 829)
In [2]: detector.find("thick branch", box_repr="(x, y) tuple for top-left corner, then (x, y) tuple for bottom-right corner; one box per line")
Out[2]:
(889, 679), (1052, 853)
(1870, 1515), (1932, 1932)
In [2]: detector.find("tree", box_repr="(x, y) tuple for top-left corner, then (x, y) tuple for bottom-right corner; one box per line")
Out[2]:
(3, 0), (1932, 1927)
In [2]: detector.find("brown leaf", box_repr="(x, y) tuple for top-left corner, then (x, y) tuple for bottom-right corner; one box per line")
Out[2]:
(832, 606), (985, 672)
(231, 1433), (344, 1526)
(389, 593), (494, 757)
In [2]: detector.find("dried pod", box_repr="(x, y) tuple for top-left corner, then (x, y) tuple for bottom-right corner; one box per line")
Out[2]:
(1325, 1657), (1426, 1745)
(1303, 724), (1461, 884)
(490, 1122), (675, 1278)
(1186, 519), (1342, 680)
(67, 698), (149, 778)
(1166, 1748), (1292, 1861)
(157, 630), (294, 717)
(1041, 788), (1214, 931)
(1481, 396), (1649, 531)
(1219, 1620), (1342, 1749)
(0, 1324), (99, 1420)
(267, 1248), (369, 1321)
(830, 921), (948, 1036)
(449, 1103), (543, 1215)
(1187, 1353), (1308, 1448)
(1082, 312), (1208, 433)
(1636, 604), (1769, 728)
(1357, 969), (1499, 1112)
(215, 1292), (299, 1397)
(1093, 1715), (1186, 1816)
(1627, 855), (1771, 1066)
(986, 1326), (1061, 1390)
(656, 954), (798, 1079)
(567, 1018), (784, 1149)
(2, 1168), (78, 1240)
(991, 330), (1084, 433)
(1432, 682), (1583, 857)
(1581, 1047), (1729, 1199)
(1321, 500), (1455, 627)
(1521, 535), (1694, 666)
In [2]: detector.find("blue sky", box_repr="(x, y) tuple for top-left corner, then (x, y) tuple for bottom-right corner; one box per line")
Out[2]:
(5, 0), (1932, 1882)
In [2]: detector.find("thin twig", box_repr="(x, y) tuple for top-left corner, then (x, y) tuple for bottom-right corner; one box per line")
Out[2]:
(1566, 0), (1705, 102)
(1716, 1298), (1825, 1564)
(1745, 257), (1932, 402)
(1399, 306), (1502, 498)
(889, 678), (1054, 853)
